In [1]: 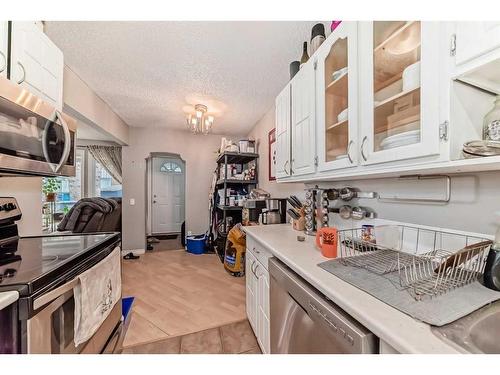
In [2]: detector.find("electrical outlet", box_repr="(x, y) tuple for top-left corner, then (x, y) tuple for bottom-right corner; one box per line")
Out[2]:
(129, 198), (135, 206)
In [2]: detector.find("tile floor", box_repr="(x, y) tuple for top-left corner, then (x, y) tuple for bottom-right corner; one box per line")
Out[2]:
(122, 319), (262, 354)
(122, 249), (246, 347)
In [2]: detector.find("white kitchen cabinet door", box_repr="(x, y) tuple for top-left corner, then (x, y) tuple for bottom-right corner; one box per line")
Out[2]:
(10, 22), (64, 110)
(455, 22), (500, 66)
(291, 61), (316, 176)
(245, 251), (258, 332)
(316, 21), (359, 172)
(256, 262), (270, 354)
(275, 84), (291, 179)
(359, 21), (441, 166)
(0, 22), (8, 78)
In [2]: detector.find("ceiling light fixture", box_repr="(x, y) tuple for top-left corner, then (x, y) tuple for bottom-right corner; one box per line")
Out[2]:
(186, 104), (214, 135)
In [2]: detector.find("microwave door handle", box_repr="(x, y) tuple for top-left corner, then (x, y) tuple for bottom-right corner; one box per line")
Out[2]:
(41, 119), (56, 172)
(33, 277), (79, 310)
(54, 110), (71, 173)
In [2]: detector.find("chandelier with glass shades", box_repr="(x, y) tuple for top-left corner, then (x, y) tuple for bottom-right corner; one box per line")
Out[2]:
(186, 104), (214, 135)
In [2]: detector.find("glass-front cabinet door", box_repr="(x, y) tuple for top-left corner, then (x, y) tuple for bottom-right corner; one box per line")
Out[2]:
(316, 21), (358, 172)
(359, 21), (440, 165)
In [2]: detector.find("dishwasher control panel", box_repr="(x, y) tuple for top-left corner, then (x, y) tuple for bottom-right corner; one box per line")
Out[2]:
(309, 301), (355, 346)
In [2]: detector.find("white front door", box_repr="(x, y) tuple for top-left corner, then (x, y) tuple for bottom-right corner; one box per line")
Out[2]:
(151, 157), (185, 234)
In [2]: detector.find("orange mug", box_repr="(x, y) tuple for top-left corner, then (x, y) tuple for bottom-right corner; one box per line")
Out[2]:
(316, 227), (338, 258)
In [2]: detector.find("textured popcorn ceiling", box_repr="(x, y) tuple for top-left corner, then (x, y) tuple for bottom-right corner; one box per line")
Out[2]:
(45, 21), (326, 135)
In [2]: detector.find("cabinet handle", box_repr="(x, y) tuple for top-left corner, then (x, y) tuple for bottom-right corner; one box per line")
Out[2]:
(284, 160), (290, 175)
(254, 263), (260, 278)
(346, 140), (354, 164)
(360, 136), (368, 162)
(251, 260), (257, 276)
(0, 51), (6, 73)
(17, 62), (26, 84)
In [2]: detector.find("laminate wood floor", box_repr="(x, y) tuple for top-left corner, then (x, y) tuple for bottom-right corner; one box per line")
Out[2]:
(122, 249), (246, 348)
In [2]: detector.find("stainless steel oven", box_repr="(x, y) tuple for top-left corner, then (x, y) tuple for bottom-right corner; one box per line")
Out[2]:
(27, 273), (122, 354)
(0, 76), (76, 177)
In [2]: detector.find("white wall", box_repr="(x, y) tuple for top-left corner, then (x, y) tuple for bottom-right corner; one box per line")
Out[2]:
(0, 177), (43, 236)
(122, 127), (232, 251)
(63, 66), (130, 146)
(247, 106), (500, 236)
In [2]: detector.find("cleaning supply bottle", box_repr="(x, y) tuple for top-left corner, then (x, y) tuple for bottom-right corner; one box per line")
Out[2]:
(484, 212), (500, 291)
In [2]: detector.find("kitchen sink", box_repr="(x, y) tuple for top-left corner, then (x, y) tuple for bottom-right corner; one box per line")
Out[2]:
(432, 300), (500, 353)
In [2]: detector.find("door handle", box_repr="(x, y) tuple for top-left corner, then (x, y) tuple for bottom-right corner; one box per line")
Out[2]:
(360, 136), (368, 162)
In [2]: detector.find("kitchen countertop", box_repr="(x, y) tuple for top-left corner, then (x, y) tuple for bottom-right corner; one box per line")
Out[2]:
(244, 224), (462, 354)
(0, 291), (19, 310)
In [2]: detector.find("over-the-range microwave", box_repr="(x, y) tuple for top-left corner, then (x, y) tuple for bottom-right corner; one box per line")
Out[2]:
(0, 76), (76, 177)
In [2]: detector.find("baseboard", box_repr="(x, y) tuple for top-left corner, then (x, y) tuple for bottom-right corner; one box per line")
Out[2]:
(121, 249), (146, 256)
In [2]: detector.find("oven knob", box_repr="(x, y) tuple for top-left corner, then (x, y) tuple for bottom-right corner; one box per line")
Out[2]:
(3, 203), (16, 211)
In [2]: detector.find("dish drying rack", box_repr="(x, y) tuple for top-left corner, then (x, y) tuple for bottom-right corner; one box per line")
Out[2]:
(338, 225), (492, 300)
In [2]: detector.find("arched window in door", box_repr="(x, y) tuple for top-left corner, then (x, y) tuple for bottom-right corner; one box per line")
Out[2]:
(159, 161), (183, 173)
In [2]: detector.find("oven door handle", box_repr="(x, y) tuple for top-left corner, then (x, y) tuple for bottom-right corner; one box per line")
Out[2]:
(33, 277), (79, 310)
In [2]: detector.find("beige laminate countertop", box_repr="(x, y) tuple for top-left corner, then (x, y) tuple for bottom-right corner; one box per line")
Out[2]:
(244, 224), (462, 354)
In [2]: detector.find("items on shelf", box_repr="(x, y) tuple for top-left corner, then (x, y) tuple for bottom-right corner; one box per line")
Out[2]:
(331, 66), (348, 82)
(483, 95), (500, 142)
(330, 21), (341, 32)
(219, 137), (257, 155)
(310, 23), (326, 56)
(289, 60), (300, 80)
(300, 41), (309, 68)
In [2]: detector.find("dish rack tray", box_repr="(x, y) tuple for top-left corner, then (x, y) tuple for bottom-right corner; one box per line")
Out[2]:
(338, 226), (492, 300)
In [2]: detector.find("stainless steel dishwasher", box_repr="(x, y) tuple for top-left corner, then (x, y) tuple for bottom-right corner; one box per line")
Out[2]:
(269, 258), (378, 354)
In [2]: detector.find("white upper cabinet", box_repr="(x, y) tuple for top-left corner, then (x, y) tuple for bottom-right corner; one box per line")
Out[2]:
(10, 22), (64, 110)
(291, 60), (316, 176)
(0, 22), (7, 78)
(275, 84), (291, 179)
(316, 21), (358, 172)
(359, 21), (441, 165)
(455, 22), (500, 66)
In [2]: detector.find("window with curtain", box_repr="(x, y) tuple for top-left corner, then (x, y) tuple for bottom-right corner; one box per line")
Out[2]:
(41, 147), (122, 232)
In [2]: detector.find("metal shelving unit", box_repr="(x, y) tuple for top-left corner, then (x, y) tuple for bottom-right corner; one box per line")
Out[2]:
(213, 151), (259, 261)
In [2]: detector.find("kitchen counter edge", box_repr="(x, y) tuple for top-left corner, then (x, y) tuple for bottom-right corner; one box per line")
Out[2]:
(244, 224), (463, 354)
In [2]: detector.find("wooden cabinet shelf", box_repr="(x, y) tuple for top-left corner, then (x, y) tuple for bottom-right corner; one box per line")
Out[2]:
(326, 119), (348, 131)
(326, 71), (348, 95)
(373, 21), (421, 93)
(374, 21), (420, 53)
(374, 87), (420, 109)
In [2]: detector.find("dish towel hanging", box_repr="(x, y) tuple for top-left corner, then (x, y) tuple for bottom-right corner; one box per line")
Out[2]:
(73, 247), (121, 346)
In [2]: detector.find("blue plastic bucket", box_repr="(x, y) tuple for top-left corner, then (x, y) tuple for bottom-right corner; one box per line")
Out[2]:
(186, 234), (207, 255)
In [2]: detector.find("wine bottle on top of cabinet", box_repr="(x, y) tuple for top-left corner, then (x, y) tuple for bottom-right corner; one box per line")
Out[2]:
(300, 41), (309, 68)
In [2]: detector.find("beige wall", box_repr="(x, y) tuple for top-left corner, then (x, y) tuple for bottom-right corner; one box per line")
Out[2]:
(247, 105), (500, 236)
(0, 177), (43, 236)
(63, 66), (130, 145)
(122, 127), (229, 251)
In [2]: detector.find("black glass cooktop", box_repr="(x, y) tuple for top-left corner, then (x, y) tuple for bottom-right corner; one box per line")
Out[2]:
(0, 233), (119, 296)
